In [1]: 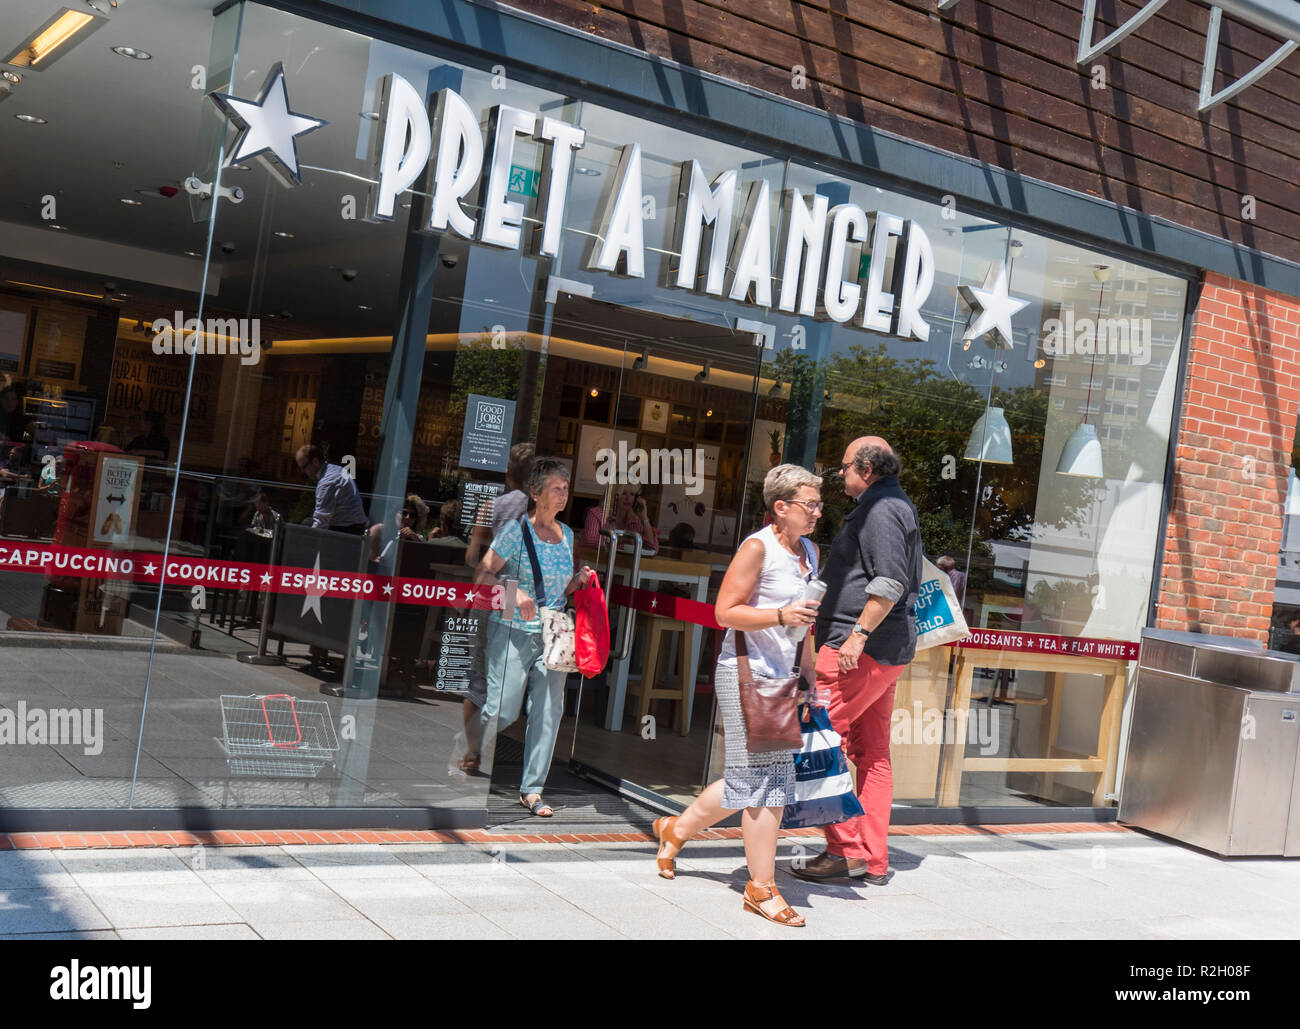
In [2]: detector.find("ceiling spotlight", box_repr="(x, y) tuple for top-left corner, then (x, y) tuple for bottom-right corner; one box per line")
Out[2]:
(273, 230), (294, 239)
(631, 347), (649, 371)
(86, 0), (120, 11)
(14, 113), (46, 124)
(1009, 239), (1025, 257)
(360, 111), (381, 121)
(694, 360), (711, 383)
(111, 46), (150, 60)
(705, 409), (713, 418)
(1093, 263), (1111, 284)
(574, 167), (601, 177)
(2, 71), (20, 84)
(1034, 358), (1046, 369)
(183, 250), (202, 258)
(47, 223), (67, 230)
(357, 304), (372, 311)
(119, 197), (142, 206)
(589, 388), (599, 398)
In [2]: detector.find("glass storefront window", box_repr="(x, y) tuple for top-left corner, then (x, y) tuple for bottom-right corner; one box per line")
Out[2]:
(0, 0), (1189, 821)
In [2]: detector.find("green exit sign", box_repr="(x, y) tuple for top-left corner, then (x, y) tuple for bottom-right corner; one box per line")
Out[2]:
(508, 164), (539, 198)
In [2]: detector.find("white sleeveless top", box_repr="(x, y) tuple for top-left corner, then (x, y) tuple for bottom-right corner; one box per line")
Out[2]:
(718, 525), (819, 679)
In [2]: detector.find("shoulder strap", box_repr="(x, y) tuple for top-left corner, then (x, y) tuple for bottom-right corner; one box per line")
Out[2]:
(734, 629), (753, 684)
(799, 536), (816, 574)
(518, 515), (548, 608)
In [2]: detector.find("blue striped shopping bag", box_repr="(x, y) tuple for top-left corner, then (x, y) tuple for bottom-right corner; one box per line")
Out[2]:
(781, 705), (864, 829)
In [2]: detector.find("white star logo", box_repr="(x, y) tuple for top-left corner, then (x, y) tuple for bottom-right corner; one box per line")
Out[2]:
(959, 261), (1030, 350)
(650, 598), (658, 609)
(144, 562), (157, 576)
(382, 583), (393, 596)
(209, 63), (328, 187)
(260, 572), (272, 585)
(301, 552), (324, 623)
(465, 590), (479, 604)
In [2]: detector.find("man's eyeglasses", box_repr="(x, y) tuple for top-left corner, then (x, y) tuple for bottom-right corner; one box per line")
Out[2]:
(787, 498), (824, 514)
(837, 462), (851, 475)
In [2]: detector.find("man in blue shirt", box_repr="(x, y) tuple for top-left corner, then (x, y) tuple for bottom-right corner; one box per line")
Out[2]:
(295, 444), (367, 533)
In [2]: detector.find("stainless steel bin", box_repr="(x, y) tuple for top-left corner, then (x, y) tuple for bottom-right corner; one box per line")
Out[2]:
(1119, 628), (1300, 856)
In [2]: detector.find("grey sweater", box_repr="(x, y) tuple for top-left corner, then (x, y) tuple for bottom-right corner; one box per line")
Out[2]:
(814, 476), (923, 665)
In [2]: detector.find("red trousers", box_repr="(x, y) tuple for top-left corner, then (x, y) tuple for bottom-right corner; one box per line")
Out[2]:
(815, 644), (903, 874)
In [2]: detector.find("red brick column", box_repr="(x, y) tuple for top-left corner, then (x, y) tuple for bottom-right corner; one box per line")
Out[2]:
(1156, 272), (1300, 640)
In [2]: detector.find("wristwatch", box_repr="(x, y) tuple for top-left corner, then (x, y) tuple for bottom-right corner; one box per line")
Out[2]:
(851, 624), (871, 639)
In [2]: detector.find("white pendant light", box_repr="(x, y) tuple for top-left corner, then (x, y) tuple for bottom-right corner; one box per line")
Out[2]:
(1056, 264), (1109, 479)
(1058, 422), (1104, 478)
(964, 407), (1013, 464)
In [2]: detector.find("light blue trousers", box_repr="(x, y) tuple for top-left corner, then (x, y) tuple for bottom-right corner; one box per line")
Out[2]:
(476, 618), (566, 796)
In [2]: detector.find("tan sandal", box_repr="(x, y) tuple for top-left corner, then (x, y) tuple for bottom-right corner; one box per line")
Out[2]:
(652, 816), (688, 880)
(743, 880), (805, 927)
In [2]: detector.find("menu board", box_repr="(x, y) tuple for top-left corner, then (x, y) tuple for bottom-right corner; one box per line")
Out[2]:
(0, 307), (27, 374)
(31, 307), (86, 384)
(460, 479), (504, 530)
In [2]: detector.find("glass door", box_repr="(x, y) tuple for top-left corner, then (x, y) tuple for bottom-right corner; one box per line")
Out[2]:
(532, 293), (763, 810)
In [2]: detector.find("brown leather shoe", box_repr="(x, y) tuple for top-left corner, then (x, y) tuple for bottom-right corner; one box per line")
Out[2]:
(789, 851), (873, 883)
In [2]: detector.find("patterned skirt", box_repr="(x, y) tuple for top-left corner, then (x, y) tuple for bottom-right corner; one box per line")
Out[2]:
(714, 661), (795, 809)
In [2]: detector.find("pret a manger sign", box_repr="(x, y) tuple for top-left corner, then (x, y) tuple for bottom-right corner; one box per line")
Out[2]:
(365, 74), (937, 342)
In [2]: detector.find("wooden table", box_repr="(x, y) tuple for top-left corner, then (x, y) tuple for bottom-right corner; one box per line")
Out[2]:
(582, 546), (714, 732)
(937, 645), (1130, 806)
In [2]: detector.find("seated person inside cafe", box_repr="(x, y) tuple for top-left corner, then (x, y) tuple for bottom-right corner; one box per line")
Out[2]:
(580, 483), (659, 552)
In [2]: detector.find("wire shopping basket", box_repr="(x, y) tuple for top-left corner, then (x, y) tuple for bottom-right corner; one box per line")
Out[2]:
(219, 693), (340, 778)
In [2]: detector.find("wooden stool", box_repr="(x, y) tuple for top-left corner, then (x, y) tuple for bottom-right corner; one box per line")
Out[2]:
(628, 615), (696, 736)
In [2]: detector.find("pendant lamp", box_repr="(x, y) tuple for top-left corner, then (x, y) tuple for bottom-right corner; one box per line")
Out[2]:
(1057, 265), (1109, 478)
(964, 407), (1013, 464)
(1058, 422), (1104, 477)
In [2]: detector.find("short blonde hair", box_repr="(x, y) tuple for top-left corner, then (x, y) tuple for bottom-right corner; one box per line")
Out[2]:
(763, 463), (822, 511)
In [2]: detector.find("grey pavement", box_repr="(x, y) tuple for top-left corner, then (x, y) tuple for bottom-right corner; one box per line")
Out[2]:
(1, 830), (1297, 939)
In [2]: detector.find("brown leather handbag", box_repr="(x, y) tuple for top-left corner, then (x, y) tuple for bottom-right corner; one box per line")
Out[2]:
(735, 631), (804, 753)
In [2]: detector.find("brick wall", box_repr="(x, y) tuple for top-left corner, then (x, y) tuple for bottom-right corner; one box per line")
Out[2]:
(1157, 272), (1300, 639)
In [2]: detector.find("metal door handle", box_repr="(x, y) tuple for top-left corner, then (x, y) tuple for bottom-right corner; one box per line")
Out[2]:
(600, 528), (644, 661)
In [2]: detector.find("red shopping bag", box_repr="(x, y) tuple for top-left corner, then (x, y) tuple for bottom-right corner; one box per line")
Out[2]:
(573, 578), (610, 677)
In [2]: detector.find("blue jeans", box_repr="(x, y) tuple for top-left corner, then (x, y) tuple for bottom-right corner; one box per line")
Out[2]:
(476, 618), (566, 796)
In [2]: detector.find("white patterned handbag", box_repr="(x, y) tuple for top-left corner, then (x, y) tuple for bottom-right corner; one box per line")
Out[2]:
(539, 606), (580, 673)
(520, 517), (580, 673)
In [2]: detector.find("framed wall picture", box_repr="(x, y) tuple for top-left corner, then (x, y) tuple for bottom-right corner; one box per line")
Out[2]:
(640, 398), (669, 433)
(575, 424), (636, 495)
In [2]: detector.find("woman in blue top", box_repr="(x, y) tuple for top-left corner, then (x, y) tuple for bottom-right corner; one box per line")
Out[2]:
(473, 458), (593, 816)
